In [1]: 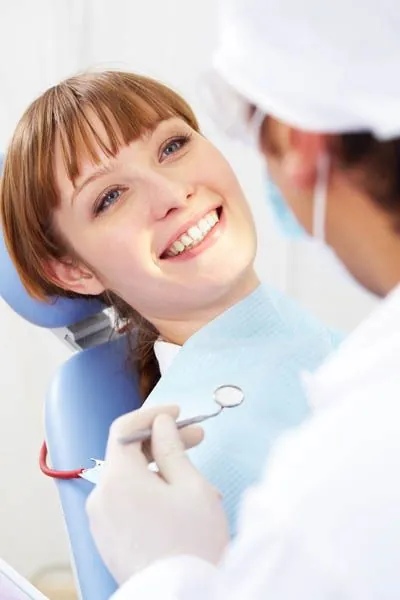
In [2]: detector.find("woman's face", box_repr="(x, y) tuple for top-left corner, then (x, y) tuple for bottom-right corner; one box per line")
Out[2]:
(52, 117), (257, 326)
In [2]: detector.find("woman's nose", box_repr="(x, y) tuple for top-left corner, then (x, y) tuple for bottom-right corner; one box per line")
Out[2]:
(149, 175), (195, 220)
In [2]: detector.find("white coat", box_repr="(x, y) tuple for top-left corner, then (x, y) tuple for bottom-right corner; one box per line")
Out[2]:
(112, 283), (400, 600)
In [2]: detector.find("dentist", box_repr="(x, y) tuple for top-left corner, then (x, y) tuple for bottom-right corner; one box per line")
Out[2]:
(86, 0), (400, 597)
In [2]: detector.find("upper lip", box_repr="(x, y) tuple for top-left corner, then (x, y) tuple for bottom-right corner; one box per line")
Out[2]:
(158, 204), (221, 258)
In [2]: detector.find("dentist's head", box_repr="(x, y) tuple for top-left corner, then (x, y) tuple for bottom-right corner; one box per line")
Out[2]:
(210, 0), (400, 297)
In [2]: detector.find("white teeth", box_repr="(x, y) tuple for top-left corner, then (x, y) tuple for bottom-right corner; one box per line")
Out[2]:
(198, 218), (211, 234)
(206, 214), (215, 226)
(187, 226), (203, 241)
(181, 234), (193, 247)
(164, 209), (220, 257)
(171, 240), (185, 253)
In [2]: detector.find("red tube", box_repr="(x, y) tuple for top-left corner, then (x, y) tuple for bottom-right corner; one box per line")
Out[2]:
(39, 441), (84, 480)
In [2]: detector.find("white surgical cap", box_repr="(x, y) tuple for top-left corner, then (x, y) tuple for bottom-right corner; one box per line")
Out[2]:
(213, 0), (400, 139)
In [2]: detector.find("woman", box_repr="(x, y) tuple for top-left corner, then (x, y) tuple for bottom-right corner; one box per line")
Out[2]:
(0, 71), (339, 536)
(82, 1), (400, 599)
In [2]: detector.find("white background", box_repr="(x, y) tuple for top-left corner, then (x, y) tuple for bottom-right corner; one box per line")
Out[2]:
(0, 0), (377, 581)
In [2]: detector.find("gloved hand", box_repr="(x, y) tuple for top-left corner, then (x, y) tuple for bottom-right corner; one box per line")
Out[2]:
(86, 405), (230, 585)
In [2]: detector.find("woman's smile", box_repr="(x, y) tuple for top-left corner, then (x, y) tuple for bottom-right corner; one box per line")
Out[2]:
(161, 207), (223, 260)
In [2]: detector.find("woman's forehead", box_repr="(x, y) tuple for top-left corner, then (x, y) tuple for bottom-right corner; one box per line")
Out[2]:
(54, 114), (189, 191)
(54, 109), (152, 184)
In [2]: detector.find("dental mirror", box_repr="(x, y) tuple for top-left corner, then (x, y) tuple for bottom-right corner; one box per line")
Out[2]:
(213, 384), (244, 409)
(119, 384), (244, 445)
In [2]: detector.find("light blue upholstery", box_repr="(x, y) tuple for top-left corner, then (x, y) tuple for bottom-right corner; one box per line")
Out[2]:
(0, 228), (104, 327)
(0, 154), (141, 599)
(46, 336), (140, 599)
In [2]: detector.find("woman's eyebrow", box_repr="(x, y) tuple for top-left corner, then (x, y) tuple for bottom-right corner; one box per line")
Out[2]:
(70, 119), (179, 204)
(72, 162), (115, 204)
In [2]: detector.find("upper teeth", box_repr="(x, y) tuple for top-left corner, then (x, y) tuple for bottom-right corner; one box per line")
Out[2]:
(165, 210), (220, 257)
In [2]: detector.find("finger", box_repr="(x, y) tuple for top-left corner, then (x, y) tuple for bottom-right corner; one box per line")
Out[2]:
(110, 405), (180, 442)
(142, 425), (204, 463)
(106, 405), (180, 468)
(151, 414), (206, 486)
(180, 425), (205, 450)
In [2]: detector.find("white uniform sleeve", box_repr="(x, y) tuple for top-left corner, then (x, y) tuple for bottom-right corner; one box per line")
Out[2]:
(110, 556), (219, 600)
(110, 429), (347, 600)
(111, 376), (400, 600)
(111, 541), (341, 600)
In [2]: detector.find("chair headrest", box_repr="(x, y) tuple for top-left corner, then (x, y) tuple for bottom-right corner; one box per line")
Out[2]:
(0, 230), (104, 327)
(0, 154), (103, 328)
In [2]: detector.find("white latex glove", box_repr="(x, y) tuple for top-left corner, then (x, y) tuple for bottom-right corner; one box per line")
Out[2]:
(86, 405), (230, 585)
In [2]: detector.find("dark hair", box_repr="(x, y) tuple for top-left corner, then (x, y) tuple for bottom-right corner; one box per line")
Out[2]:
(108, 294), (162, 400)
(261, 114), (400, 229)
(0, 70), (200, 401)
(332, 132), (400, 230)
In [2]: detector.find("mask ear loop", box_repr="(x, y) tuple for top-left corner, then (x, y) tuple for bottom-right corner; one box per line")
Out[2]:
(313, 153), (330, 241)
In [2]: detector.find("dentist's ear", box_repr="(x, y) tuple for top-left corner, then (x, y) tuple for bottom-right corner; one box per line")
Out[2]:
(46, 258), (105, 295)
(281, 129), (329, 190)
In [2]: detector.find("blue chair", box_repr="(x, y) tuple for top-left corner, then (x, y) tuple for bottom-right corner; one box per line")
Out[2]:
(0, 157), (141, 598)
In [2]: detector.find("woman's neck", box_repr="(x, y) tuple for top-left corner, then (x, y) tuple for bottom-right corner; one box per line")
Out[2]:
(154, 268), (260, 346)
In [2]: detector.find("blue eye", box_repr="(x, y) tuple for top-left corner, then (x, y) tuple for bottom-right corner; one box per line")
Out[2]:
(161, 135), (191, 160)
(96, 188), (122, 214)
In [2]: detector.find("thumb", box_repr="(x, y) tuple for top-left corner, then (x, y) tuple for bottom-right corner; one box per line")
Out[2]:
(151, 414), (203, 486)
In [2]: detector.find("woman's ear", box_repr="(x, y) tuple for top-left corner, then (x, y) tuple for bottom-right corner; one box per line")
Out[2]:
(46, 258), (105, 295)
(281, 129), (329, 190)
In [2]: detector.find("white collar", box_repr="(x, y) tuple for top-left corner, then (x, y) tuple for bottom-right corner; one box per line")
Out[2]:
(154, 339), (181, 376)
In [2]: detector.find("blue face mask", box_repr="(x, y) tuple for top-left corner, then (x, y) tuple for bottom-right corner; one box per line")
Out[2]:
(266, 158), (355, 284)
(265, 177), (306, 239)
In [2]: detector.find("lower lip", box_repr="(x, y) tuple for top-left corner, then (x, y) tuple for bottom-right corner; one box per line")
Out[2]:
(164, 210), (225, 262)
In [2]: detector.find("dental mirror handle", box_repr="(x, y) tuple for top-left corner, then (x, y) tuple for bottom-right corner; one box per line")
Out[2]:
(118, 408), (222, 446)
